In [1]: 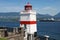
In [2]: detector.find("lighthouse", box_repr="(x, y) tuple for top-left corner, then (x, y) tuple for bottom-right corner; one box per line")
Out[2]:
(20, 2), (37, 40)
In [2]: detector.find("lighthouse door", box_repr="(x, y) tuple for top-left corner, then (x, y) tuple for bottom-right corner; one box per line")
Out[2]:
(24, 24), (27, 30)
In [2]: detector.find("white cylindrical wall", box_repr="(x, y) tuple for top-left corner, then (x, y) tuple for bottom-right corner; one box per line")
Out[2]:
(26, 24), (37, 34)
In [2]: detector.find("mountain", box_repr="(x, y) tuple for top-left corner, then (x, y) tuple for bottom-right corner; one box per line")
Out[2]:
(54, 12), (60, 18)
(36, 13), (53, 18)
(0, 12), (60, 19)
(0, 12), (20, 16)
(0, 12), (20, 21)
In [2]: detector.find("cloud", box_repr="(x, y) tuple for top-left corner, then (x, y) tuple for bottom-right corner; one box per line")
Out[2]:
(0, 6), (59, 16)
(38, 7), (59, 16)
(0, 6), (22, 12)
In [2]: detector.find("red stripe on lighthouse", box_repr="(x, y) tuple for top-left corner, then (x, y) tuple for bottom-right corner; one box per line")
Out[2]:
(20, 21), (36, 24)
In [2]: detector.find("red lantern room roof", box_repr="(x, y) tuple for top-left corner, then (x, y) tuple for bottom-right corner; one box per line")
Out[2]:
(24, 2), (32, 10)
(25, 2), (32, 6)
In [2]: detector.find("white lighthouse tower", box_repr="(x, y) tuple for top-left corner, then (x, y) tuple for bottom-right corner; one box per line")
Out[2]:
(20, 2), (37, 40)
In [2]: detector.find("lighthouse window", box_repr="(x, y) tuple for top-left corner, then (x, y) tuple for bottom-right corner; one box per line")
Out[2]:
(26, 8), (29, 10)
(26, 7), (32, 10)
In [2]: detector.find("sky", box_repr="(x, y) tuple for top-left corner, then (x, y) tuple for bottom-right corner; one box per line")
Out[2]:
(0, 0), (60, 16)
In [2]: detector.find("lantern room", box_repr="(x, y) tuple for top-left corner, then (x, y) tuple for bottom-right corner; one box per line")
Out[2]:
(24, 2), (32, 11)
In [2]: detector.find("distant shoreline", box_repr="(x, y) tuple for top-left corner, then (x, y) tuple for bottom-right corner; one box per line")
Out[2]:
(38, 20), (60, 22)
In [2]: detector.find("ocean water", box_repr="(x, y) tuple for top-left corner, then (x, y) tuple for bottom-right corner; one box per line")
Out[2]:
(37, 21), (60, 40)
(0, 21), (60, 40)
(0, 21), (20, 27)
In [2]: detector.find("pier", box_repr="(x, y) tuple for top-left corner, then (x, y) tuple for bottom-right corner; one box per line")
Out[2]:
(0, 27), (56, 40)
